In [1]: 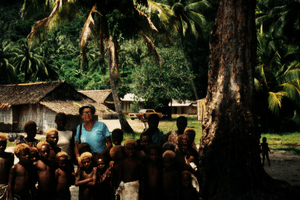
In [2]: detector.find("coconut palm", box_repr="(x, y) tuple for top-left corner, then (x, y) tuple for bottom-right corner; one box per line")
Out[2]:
(254, 33), (300, 119)
(0, 40), (16, 84)
(168, 0), (210, 99)
(256, 0), (300, 45)
(22, 0), (170, 132)
(12, 39), (59, 82)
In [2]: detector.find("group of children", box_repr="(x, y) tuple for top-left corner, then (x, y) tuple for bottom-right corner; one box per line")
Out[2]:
(0, 113), (272, 200)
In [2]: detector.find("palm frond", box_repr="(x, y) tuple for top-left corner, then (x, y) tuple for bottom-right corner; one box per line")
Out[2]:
(140, 30), (161, 66)
(268, 91), (285, 115)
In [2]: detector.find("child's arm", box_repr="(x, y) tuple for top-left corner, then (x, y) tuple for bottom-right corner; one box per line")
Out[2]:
(86, 167), (97, 186)
(75, 170), (94, 186)
(8, 165), (16, 200)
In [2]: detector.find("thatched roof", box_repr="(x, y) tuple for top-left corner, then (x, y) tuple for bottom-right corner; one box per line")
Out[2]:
(0, 81), (93, 106)
(78, 90), (117, 115)
(79, 90), (112, 104)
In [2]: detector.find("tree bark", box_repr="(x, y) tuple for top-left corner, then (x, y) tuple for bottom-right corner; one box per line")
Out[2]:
(199, 0), (297, 199)
(105, 35), (134, 133)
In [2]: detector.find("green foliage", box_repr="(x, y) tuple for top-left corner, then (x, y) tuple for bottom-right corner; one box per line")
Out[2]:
(129, 101), (140, 113)
(130, 46), (194, 108)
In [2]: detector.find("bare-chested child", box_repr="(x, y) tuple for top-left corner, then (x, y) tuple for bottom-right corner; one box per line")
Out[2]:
(144, 144), (162, 200)
(111, 129), (124, 146)
(162, 150), (179, 200)
(46, 128), (61, 164)
(8, 144), (33, 200)
(29, 147), (39, 166)
(55, 151), (73, 200)
(137, 133), (151, 161)
(0, 133), (14, 199)
(75, 152), (97, 200)
(116, 139), (143, 200)
(18, 121), (40, 147)
(179, 170), (198, 200)
(36, 141), (56, 200)
(109, 145), (125, 200)
(95, 155), (111, 200)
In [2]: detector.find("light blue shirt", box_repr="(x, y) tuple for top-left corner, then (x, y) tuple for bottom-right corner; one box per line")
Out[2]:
(75, 121), (111, 154)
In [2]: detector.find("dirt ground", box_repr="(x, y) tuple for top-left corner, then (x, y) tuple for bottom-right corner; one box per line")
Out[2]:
(5, 119), (300, 199)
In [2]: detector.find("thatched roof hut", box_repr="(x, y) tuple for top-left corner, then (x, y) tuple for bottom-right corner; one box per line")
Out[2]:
(0, 81), (115, 133)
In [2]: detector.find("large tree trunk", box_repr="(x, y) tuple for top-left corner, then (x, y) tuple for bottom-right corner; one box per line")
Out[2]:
(105, 35), (134, 133)
(199, 0), (297, 199)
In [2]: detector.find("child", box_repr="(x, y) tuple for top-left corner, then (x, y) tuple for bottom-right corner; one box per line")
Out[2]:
(144, 144), (162, 200)
(162, 142), (175, 154)
(8, 143), (33, 200)
(36, 141), (56, 200)
(184, 128), (197, 150)
(55, 113), (74, 168)
(162, 150), (179, 200)
(116, 139), (142, 200)
(179, 170), (198, 200)
(0, 133), (14, 199)
(109, 145), (125, 199)
(261, 137), (271, 166)
(145, 114), (166, 146)
(95, 155), (111, 200)
(111, 129), (124, 146)
(75, 152), (97, 200)
(137, 133), (151, 161)
(18, 121), (40, 147)
(168, 116), (187, 149)
(29, 147), (39, 165)
(46, 128), (61, 163)
(55, 151), (73, 200)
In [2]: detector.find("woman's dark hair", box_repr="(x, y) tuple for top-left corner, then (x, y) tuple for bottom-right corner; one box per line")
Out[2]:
(55, 112), (67, 122)
(79, 104), (96, 115)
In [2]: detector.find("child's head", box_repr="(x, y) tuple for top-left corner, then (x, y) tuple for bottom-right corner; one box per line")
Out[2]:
(177, 116), (187, 133)
(14, 144), (30, 164)
(56, 151), (68, 170)
(109, 145), (124, 161)
(0, 133), (7, 154)
(148, 114), (160, 131)
(37, 141), (50, 160)
(30, 147), (39, 164)
(24, 121), (37, 139)
(184, 128), (195, 144)
(181, 170), (192, 188)
(111, 129), (124, 146)
(178, 135), (189, 154)
(124, 139), (137, 158)
(78, 143), (91, 155)
(162, 142), (175, 153)
(162, 150), (176, 169)
(262, 137), (267, 143)
(147, 144), (159, 163)
(80, 152), (93, 170)
(55, 113), (67, 131)
(140, 133), (150, 149)
(46, 128), (59, 146)
(95, 155), (106, 171)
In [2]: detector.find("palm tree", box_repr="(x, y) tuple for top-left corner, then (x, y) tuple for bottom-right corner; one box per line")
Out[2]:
(167, 0), (210, 99)
(256, 0), (300, 45)
(22, 0), (169, 133)
(12, 39), (59, 82)
(0, 40), (16, 84)
(254, 33), (300, 130)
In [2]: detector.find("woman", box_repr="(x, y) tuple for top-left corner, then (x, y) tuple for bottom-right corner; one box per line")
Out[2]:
(74, 104), (112, 163)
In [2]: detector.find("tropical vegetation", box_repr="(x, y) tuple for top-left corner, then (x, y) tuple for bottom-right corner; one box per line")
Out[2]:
(0, 0), (300, 132)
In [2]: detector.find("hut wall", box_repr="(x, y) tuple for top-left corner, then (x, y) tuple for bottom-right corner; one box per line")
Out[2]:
(0, 108), (13, 132)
